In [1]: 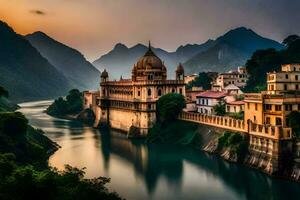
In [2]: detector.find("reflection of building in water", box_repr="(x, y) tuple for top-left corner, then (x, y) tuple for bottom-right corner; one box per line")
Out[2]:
(99, 130), (183, 194)
(84, 42), (186, 137)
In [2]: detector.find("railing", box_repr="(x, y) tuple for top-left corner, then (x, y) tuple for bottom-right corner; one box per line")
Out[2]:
(178, 111), (245, 132)
(178, 111), (293, 140)
(248, 122), (292, 140)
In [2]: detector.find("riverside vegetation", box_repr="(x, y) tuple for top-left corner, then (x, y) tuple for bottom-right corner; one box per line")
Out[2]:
(0, 86), (123, 200)
(147, 93), (249, 162)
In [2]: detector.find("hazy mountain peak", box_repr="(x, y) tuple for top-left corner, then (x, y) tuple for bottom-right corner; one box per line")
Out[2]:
(114, 43), (128, 50)
(26, 31), (100, 90)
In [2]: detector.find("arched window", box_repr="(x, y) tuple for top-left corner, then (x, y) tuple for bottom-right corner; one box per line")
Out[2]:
(158, 89), (162, 96)
(179, 88), (182, 94)
(172, 88), (175, 93)
(148, 89), (152, 96)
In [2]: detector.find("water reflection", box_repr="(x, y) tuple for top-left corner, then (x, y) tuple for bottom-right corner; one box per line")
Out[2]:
(19, 100), (300, 200)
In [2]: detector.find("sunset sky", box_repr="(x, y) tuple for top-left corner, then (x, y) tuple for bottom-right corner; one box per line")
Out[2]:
(0, 0), (299, 61)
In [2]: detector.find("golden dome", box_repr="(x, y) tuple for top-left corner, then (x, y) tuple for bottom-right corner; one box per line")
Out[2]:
(135, 42), (165, 70)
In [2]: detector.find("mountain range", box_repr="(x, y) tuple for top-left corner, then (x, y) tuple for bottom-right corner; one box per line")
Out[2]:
(0, 20), (285, 102)
(0, 21), (100, 102)
(0, 21), (72, 102)
(93, 27), (284, 78)
(26, 32), (100, 90)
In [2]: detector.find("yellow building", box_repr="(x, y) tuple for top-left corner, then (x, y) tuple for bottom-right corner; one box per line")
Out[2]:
(267, 64), (300, 94)
(84, 43), (186, 137)
(243, 64), (300, 172)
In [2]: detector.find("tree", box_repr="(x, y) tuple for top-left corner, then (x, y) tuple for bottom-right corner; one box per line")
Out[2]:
(187, 72), (217, 90)
(0, 112), (28, 137)
(46, 89), (83, 116)
(156, 93), (186, 123)
(283, 35), (300, 47)
(287, 111), (300, 138)
(244, 33), (300, 92)
(213, 101), (226, 116)
(0, 86), (8, 98)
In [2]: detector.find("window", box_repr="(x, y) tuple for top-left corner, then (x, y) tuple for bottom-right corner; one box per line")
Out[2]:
(254, 115), (256, 122)
(227, 106), (230, 112)
(265, 104), (272, 111)
(285, 104), (292, 111)
(255, 103), (258, 111)
(247, 103), (250, 109)
(179, 88), (182, 94)
(296, 85), (299, 90)
(148, 104), (151, 110)
(172, 88), (175, 93)
(148, 89), (152, 96)
(284, 84), (288, 90)
(266, 117), (271, 124)
(275, 105), (282, 111)
(138, 91), (141, 96)
(296, 75), (299, 80)
(286, 74), (289, 79)
(276, 117), (282, 125)
(148, 74), (153, 80)
(157, 89), (162, 96)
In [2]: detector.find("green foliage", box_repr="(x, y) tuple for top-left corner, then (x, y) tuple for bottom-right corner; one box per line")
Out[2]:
(0, 112), (28, 137)
(213, 101), (226, 116)
(156, 93), (185, 123)
(283, 35), (300, 47)
(0, 156), (123, 200)
(227, 111), (244, 120)
(287, 111), (300, 138)
(47, 89), (83, 117)
(245, 35), (300, 92)
(147, 120), (198, 145)
(0, 86), (8, 98)
(187, 72), (216, 90)
(217, 131), (248, 162)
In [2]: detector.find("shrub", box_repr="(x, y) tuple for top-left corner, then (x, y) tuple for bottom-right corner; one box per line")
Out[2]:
(0, 112), (28, 137)
(156, 93), (185, 123)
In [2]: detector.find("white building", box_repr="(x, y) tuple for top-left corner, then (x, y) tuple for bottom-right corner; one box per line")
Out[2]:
(223, 84), (244, 95)
(213, 66), (248, 90)
(196, 91), (226, 114)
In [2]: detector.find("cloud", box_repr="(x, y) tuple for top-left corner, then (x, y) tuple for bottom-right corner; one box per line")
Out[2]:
(30, 10), (46, 15)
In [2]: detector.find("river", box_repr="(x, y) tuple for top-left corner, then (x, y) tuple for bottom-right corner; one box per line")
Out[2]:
(19, 100), (300, 200)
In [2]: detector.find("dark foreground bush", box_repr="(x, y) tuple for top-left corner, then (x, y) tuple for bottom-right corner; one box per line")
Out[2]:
(0, 154), (123, 200)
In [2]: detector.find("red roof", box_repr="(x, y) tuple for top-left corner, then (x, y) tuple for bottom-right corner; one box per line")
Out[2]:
(196, 91), (226, 98)
(227, 100), (245, 105)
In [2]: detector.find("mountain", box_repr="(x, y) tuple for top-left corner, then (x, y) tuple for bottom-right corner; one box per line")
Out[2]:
(0, 21), (72, 102)
(26, 32), (100, 90)
(93, 27), (284, 78)
(93, 40), (214, 79)
(183, 27), (284, 73)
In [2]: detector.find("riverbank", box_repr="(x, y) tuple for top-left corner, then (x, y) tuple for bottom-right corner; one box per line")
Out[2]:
(187, 121), (300, 183)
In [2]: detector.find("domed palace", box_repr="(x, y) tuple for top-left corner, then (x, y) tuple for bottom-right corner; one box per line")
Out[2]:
(84, 42), (186, 137)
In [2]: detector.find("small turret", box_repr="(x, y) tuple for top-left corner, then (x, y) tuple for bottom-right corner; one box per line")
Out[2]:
(176, 63), (184, 81)
(101, 69), (109, 82)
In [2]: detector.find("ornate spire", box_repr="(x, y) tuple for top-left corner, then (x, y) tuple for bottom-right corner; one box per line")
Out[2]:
(144, 40), (156, 57)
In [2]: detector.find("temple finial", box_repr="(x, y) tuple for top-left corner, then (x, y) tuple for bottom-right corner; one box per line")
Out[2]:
(148, 40), (151, 49)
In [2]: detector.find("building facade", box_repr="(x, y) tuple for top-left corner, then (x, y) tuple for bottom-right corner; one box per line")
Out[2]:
(213, 66), (249, 90)
(84, 43), (186, 137)
(243, 64), (299, 172)
(196, 91), (226, 114)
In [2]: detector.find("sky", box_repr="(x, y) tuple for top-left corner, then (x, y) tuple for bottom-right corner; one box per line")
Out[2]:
(0, 0), (299, 61)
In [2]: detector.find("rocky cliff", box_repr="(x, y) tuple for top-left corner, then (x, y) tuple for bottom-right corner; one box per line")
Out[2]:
(193, 123), (300, 182)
